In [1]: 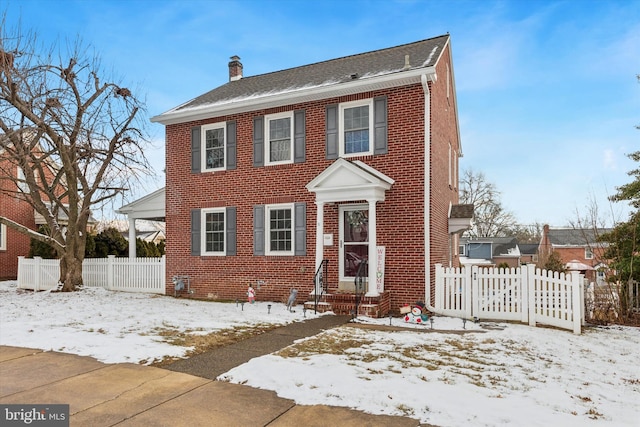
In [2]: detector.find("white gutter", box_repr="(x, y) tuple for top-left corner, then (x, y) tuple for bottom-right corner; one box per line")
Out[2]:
(421, 73), (441, 314)
(152, 66), (436, 125)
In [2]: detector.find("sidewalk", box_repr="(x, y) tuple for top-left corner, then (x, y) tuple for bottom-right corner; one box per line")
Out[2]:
(0, 315), (433, 426)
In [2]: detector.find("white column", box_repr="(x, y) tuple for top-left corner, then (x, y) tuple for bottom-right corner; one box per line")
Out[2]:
(314, 201), (325, 275)
(128, 217), (136, 258)
(366, 199), (379, 297)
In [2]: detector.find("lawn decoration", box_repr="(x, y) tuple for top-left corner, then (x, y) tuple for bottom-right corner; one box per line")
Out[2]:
(247, 285), (255, 304)
(287, 288), (298, 312)
(403, 301), (428, 324)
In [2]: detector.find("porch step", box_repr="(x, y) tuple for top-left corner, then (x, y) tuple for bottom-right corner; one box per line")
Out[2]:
(304, 292), (391, 318)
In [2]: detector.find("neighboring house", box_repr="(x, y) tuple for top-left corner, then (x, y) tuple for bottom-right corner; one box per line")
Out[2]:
(539, 225), (611, 283)
(0, 160), (35, 279)
(151, 35), (470, 316)
(518, 243), (539, 264)
(0, 136), (95, 279)
(459, 237), (521, 268)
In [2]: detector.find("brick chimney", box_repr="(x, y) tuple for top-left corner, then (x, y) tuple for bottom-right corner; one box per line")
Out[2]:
(228, 55), (243, 81)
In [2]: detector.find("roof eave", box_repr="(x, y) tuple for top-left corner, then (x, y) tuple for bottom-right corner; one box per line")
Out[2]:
(151, 67), (437, 126)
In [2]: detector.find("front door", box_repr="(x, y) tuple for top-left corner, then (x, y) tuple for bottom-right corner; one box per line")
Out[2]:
(339, 205), (369, 282)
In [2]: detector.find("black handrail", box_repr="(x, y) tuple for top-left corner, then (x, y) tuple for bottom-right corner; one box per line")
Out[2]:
(353, 260), (368, 319)
(314, 259), (329, 314)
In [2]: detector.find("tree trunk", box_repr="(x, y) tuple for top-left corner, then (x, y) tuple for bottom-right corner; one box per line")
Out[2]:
(59, 243), (84, 292)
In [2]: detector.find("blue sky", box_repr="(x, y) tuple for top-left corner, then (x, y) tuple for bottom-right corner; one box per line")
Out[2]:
(4, 0), (639, 227)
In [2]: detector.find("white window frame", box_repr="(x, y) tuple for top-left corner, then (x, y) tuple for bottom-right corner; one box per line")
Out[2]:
(585, 247), (593, 260)
(265, 111), (294, 166)
(17, 167), (29, 193)
(265, 203), (294, 256)
(201, 122), (226, 172)
(339, 98), (374, 158)
(0, 223), (6, 250)
(201, 208), (226, 256)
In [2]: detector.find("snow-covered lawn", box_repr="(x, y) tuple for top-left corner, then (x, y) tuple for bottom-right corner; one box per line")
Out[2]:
(1, 281), (638, 426)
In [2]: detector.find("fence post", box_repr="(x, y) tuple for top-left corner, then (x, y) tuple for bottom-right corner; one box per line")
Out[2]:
(572, 273), (583, 334)
(520, 264), (529, 323)
(434, 264), (442, 311)
(107, 255), (115, 291)
(34, 257), (42, 291)
(527, 264), (536, 327)
(17, 256), (25, 289)
(471, 265), (478, 318)
(464, 265), (472, 318)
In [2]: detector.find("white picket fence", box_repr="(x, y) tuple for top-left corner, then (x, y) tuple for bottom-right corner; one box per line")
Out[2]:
(435, 264), (584, 334)
(17, 255), (166, 294)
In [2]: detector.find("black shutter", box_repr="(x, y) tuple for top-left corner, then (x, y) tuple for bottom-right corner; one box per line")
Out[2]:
(294, 110), (306, 163)
(253, 116), (264, 167)
(294, 202), (306, 256)
(191, 209), (201, 256)
(253, 205), (265, 255)
(191, 126), (201, 173)
(325, 105), (338, 159)
(373, 96), (388, 155)
(226, 207), (237, 256)
(226, 121), (237, 170)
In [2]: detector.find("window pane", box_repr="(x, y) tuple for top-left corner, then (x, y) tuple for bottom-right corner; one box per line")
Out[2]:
(343, 210), (368, 243)
(269, 208), (292, 252)
(205, 128), (225, 169)
(269, 117), (291, 162)
(343, 105), (369, 154)
(205, 212), (224, 252)
(344, 245), (368, 277)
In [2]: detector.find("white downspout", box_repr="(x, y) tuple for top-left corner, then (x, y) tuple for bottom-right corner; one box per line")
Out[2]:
(421, 73), (440, 313)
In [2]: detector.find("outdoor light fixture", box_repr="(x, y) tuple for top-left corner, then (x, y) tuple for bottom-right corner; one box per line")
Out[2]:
(303, 307), (307, 318)
(429, 317), (434, 330)
(462, 318), (467, 329)
(267, 304), (272, 314)
(389, 313), (393, 326)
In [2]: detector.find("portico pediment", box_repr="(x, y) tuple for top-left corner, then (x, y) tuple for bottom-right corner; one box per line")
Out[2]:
(306, 158), (394, 203)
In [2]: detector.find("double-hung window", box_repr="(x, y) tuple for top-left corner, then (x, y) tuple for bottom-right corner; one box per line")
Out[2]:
(339, 99), (373, 157)
(265, 112), (293, 165)
(585, 248), (593, 260)
(202, 122), (226, 171)
(266, 204), (293, 255)
(202, 208), (225, 255)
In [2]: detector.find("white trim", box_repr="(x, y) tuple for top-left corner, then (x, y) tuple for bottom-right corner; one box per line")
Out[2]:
(201, 207), (226, 256)
(0, 223), (6, 250)
(201, 122), (226, 172)
(17, 167), (28, 193)
(264, 111), (294, 166)
(339, 98), (374, 157)
(265, 203), (295, 256)
(151, 67), (437, 125)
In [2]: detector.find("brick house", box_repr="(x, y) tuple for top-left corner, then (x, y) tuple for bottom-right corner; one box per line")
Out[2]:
(539, 224), (611, 283)
(151, 34), (469, 316)
(0, 159), (35, 279)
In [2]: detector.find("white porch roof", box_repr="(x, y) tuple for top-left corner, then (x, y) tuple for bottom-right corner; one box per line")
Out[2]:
(305, 158), (394, 202)
(116, 187), (166, 221)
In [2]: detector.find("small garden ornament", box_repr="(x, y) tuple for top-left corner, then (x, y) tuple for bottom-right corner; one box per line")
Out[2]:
(404, 301), (428, 324)
(247, 285), (256, 304)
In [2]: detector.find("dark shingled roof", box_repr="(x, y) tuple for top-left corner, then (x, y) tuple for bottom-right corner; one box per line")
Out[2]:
(450, 204), (474, 219)
(176, 34), (449, 112)
(519, 243), (539, 255)
(547, 228), (612, 246)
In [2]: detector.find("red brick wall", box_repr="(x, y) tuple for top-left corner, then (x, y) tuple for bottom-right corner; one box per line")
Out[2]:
(165, 46), (461, 311)
(0, 162), (35, 279)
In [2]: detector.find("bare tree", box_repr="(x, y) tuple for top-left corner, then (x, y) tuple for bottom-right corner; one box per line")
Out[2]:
(459, 168), (517, 238)
(0, 19), (152, 291)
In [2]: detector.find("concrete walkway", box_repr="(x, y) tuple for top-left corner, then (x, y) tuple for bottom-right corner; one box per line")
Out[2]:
(0, 315), (433, 426)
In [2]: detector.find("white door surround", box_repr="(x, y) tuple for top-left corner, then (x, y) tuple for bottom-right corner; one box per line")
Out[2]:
(306, 159), (394, 297)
